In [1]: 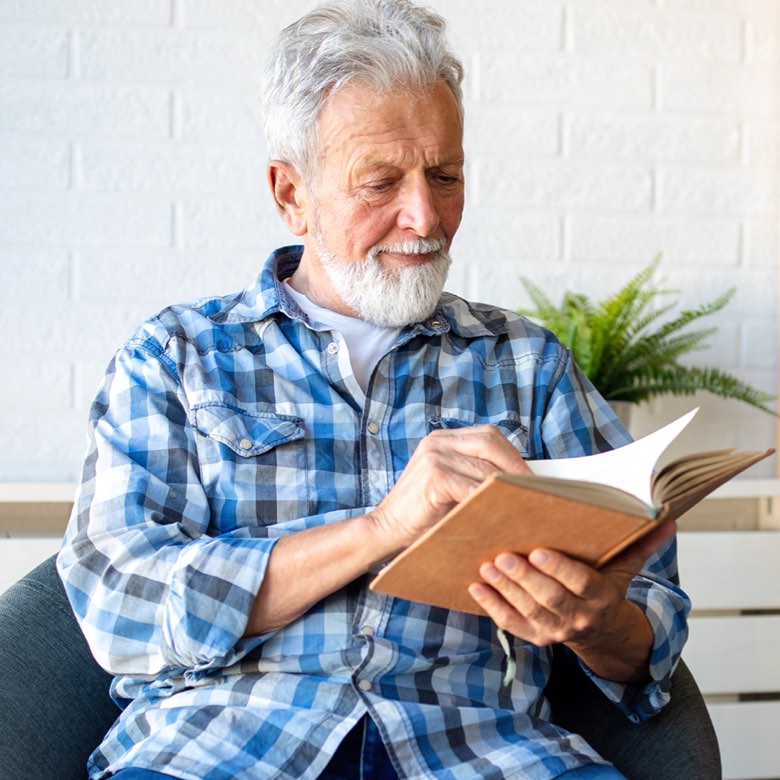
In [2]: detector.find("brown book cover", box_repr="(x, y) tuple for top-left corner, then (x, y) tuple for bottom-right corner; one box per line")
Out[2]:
(369, 411), (773, 616)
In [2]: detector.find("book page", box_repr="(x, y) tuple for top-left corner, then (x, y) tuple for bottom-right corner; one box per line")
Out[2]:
(498, 473), (655, 517)
(526, 408), (699, 507)
(653, 448), (765, 504)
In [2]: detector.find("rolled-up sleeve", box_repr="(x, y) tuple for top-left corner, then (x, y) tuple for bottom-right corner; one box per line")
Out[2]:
(57, 338), (277, 679)
(577, 537), (691, 722)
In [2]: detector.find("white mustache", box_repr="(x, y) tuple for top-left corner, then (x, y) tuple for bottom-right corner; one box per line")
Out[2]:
(371, 238), (446, 256)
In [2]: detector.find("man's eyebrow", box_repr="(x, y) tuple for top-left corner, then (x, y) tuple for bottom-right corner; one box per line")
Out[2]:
(355, 156), (465, 174)
(432, 157), (465, 168)
(353, 159), (398, 175)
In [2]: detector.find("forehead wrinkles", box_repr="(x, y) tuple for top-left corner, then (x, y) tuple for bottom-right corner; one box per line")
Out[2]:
(322, 118), (459, 167)
(315, 82), (463, 177)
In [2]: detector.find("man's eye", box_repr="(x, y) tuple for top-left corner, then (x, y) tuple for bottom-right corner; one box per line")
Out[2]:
(368, 182), (392, 192)
(432, 173), (460, 186)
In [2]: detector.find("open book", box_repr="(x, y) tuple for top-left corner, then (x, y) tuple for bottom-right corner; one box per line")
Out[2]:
(369, 408), (773, 615)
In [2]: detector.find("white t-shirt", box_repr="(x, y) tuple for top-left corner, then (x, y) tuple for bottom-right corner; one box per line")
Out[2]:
(284, 280), (401, 393)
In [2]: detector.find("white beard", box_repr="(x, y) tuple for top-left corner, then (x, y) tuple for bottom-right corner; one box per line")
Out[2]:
(314, 234), (452, 327)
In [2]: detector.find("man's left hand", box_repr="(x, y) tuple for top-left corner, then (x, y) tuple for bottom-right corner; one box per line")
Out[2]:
(467, 518), (677, 683)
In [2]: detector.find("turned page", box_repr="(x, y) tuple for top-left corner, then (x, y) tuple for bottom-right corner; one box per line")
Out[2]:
(525, 409), (699, 508)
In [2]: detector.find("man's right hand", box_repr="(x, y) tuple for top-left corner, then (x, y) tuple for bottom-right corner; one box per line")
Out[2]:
(367, 425), (530, 556)
(246, 425), (528, 636)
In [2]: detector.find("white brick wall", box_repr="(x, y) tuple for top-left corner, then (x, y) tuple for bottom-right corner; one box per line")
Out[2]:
(1, 0), (778, 482)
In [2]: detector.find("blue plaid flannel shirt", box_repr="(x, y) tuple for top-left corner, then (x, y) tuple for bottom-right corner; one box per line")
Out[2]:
(58, 246), (690, 780)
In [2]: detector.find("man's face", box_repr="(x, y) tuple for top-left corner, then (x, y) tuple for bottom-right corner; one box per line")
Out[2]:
(293, 79), (465, 325)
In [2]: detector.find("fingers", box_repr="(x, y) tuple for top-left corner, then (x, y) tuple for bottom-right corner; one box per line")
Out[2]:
(470, 553), (579, 644)
(371, 425), (528, 552)
(490, 549), (603, 603)
(468, 580), (537, 640)
(469, 523), (678, 676)
(396, 425), (530, 515)
(469, 548), (628, 646)
(423, 424), (530, 476)
(405, 425), (529, 506)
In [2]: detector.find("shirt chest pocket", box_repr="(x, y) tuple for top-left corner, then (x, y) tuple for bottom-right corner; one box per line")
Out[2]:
(192, 403), (311, 528)
(427, 414), (531, 459)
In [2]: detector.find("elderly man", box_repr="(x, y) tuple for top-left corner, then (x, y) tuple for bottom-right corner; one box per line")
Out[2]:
(58, 1), (689, 778)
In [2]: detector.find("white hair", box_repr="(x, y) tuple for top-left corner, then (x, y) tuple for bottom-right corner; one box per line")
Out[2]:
(262, 0), (464, 183)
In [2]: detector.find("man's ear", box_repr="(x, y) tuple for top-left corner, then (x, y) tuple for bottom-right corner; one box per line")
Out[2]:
(267, 161), (309, 236)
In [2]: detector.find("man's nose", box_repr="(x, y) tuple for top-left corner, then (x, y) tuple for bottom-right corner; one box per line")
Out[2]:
(396, 177), (441, 237)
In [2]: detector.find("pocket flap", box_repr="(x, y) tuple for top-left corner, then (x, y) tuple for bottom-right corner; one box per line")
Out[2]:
(193, 404), (304, 457)
(427, 415), (529, 457)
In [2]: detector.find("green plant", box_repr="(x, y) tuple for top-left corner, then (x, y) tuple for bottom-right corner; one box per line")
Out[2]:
(519, 256), (776, 415)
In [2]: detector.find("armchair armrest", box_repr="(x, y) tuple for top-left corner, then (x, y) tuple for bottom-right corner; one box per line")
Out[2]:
(547, 644), (721, 780)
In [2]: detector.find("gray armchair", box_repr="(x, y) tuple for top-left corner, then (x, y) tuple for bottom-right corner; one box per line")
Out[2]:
(0, 555), (721, 780)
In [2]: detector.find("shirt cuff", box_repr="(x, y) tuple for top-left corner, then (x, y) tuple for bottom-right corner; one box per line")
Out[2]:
(575, 576), (691, 723)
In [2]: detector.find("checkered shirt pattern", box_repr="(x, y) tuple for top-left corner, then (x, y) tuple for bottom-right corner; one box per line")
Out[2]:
(58, 246), (690, 780)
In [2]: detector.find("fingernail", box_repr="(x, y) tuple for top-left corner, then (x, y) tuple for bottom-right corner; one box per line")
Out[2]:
(529, 549), (549, 566)
(481, 564), (501, 582)
(496, 553), (518, 573)
(469, 583), (487, 600)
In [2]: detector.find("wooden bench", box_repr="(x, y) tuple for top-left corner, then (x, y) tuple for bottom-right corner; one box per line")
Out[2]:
(678, 478), (780, 780)
(0, 483), (72, 594)
(2, 482), (779, 779)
